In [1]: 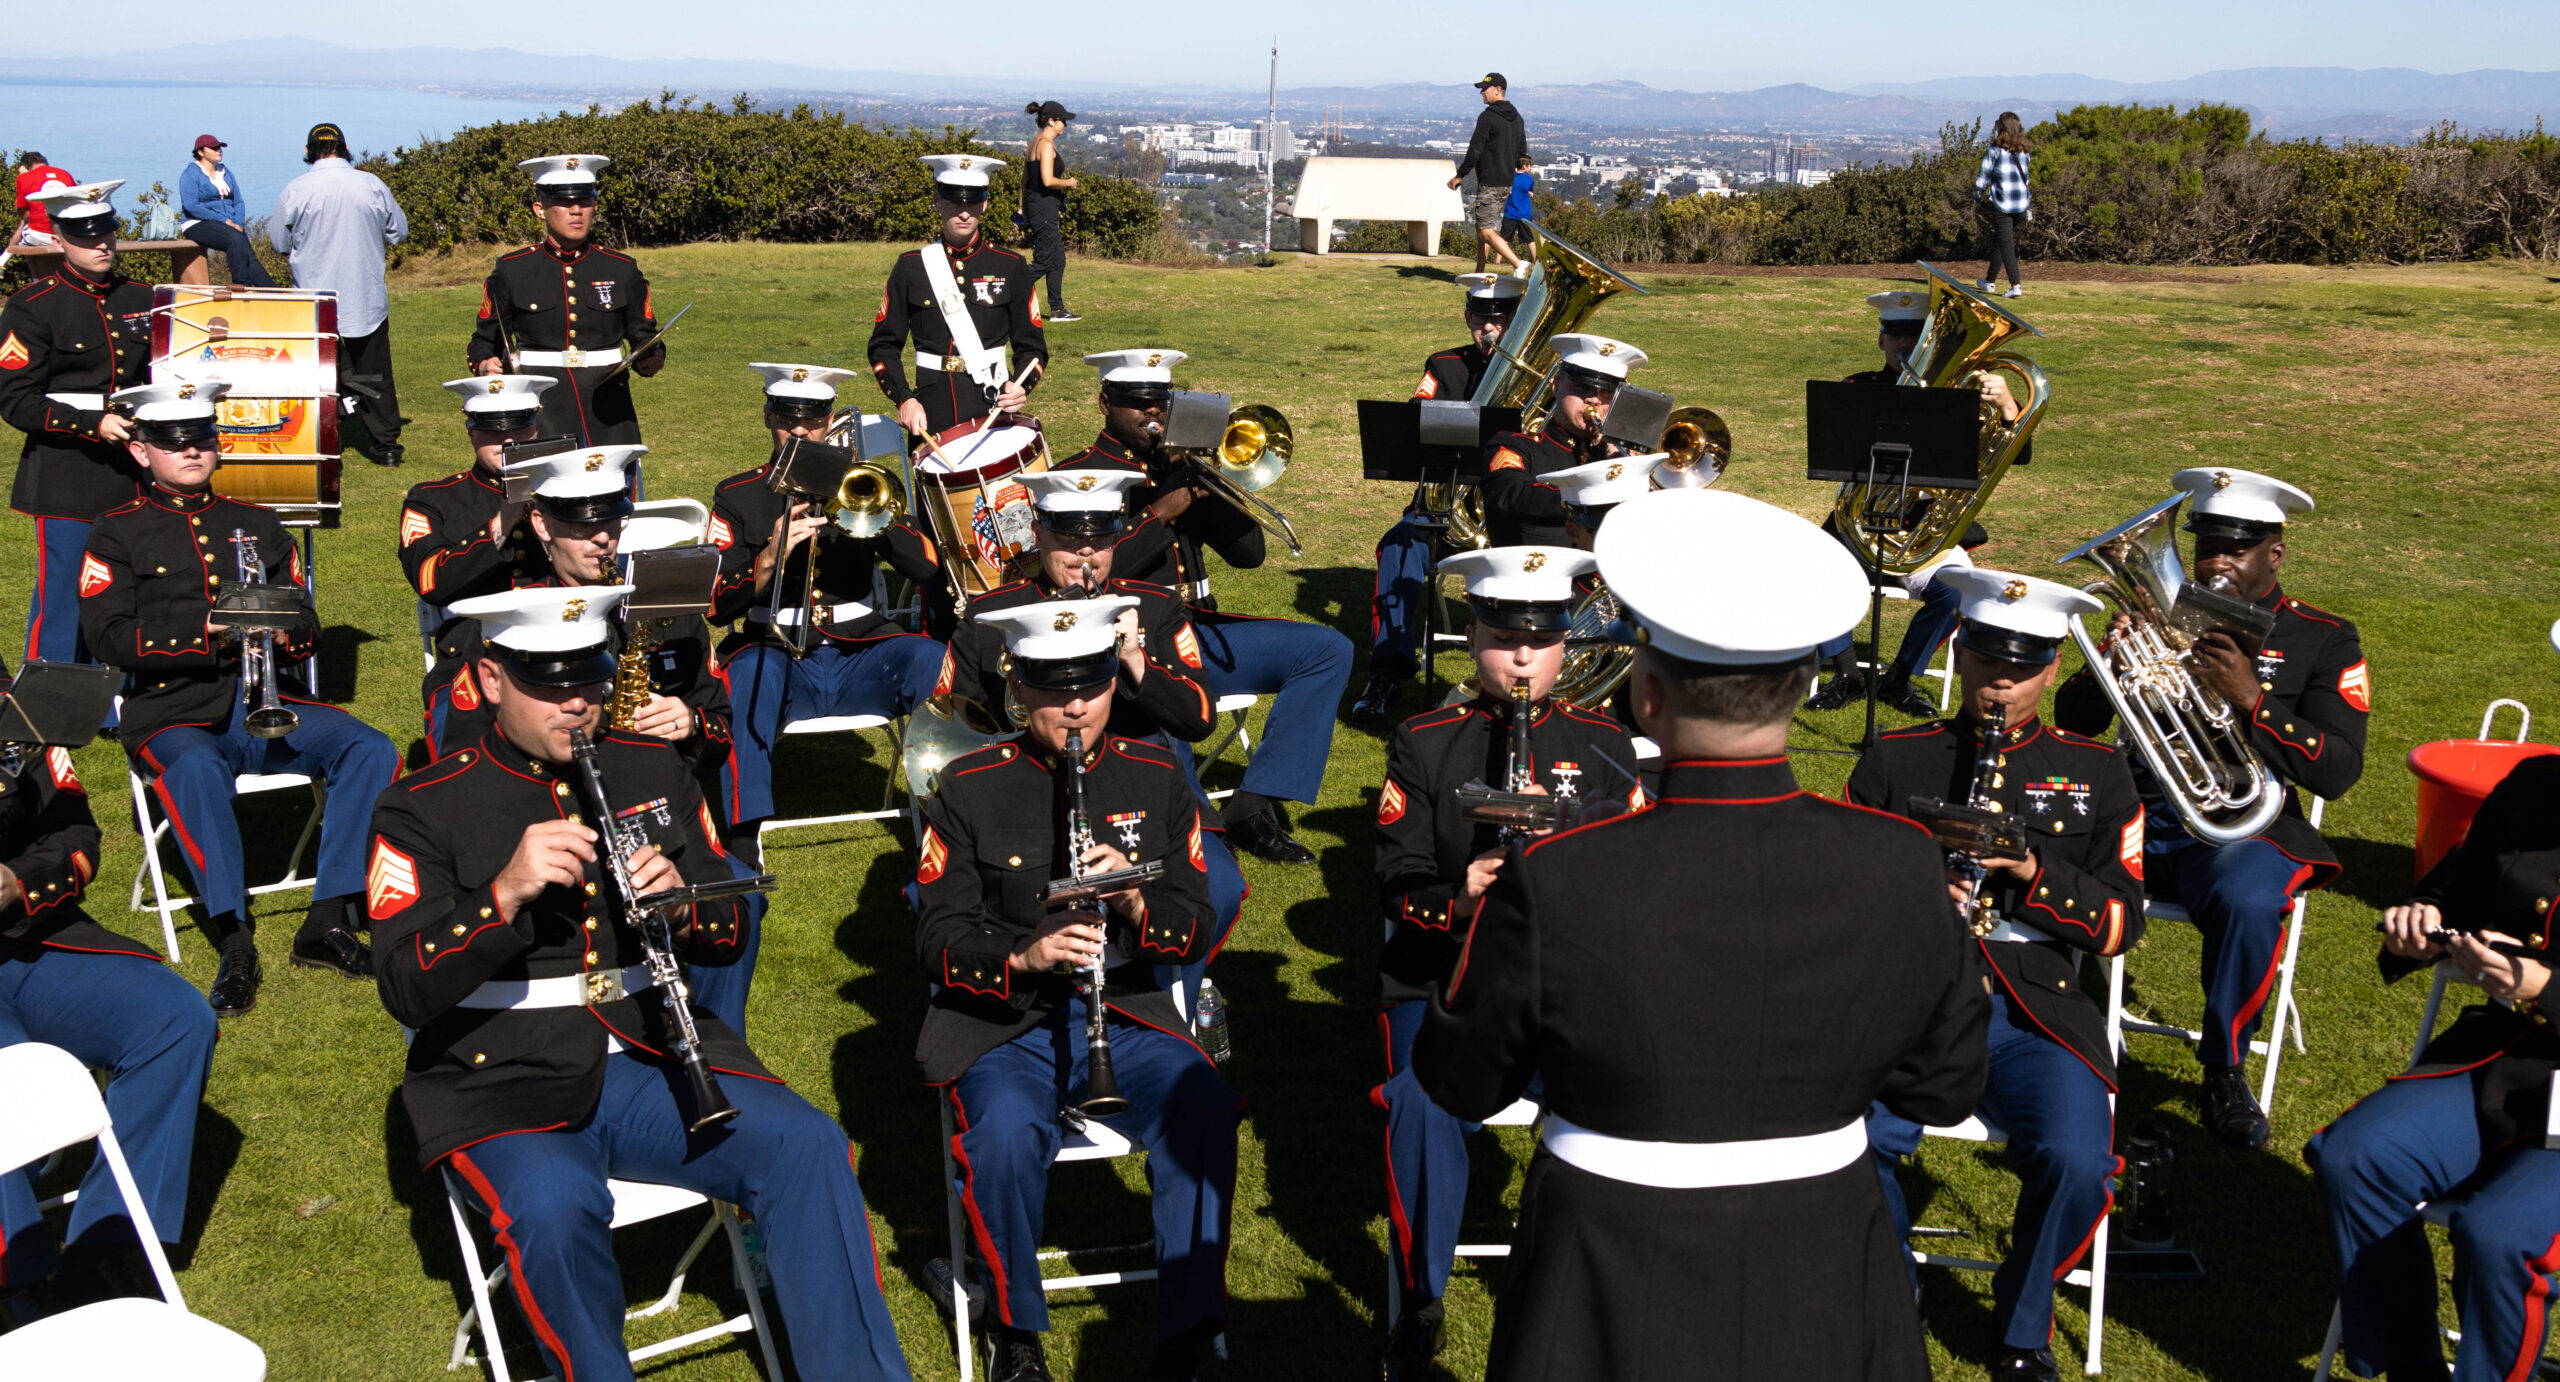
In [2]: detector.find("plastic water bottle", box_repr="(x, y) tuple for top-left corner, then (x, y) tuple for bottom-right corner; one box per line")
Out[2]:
(1193, 978), (1233, 1064)
(737, 1211), (774, 1294)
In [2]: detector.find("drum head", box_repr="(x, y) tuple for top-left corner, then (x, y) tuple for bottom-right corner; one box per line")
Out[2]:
(918, 425), (1042, 486)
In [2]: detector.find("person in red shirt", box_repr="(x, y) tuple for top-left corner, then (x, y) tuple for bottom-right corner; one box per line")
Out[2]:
(12, 153), (74, 245)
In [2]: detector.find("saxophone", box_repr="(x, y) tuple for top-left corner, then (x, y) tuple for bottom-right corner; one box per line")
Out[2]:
(608, 616), (665, 730)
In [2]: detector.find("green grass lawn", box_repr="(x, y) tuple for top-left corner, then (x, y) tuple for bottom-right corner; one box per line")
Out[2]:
(10, 243), (2560, 1380)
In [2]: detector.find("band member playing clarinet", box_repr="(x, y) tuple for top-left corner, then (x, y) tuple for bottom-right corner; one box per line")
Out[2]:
(1371, 544), (1641, 1379)
(1349, 272), (1523, 727)
(365, 585), (913, 1382)
(915, 596), (1237, 1382)
(1059, 348), (1352, 864)
(1412, 488), (1987, 1380)
(709, 362), (946, 858)
(869, 154), (1047, 443)
(82, 382), (398, 1016)
(466, 156), (664, 450)
(1848, 569), (2145, 1382)
(1479, 332), (1645, 549)
(2055, 467), (2367, 1150)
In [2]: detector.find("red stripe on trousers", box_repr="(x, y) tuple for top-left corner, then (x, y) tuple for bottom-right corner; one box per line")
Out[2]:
(148, 763), (209, 875)
(2224, 864), (2316, 1063)
(943, 1086), (1018, 1328)
(1371, 1010), (1421, 1293)
(449, 1151), (579, 1382)
(2506, 1230), (2560, 1382)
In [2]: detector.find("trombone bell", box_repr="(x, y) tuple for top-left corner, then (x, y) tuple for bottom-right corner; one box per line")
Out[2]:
(1216, 405), (1292, 492)
(828, 459), (905, 539)
(1652, 406), (1732, 490)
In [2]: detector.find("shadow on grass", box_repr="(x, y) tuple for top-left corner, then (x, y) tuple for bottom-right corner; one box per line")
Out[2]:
(2327, 834), (2418, 913)
(313, 624), (382, 704)
(1392, 265), (1462, 285)
(170, 1106), (244, 1271)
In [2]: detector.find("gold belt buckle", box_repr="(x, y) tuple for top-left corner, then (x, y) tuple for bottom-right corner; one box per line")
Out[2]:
(584, 969), (623, 1005)
(563, 346), (586, 369)
(942, 353), (966, 371)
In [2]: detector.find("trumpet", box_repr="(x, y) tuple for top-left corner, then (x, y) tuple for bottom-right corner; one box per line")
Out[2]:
(226, 530), (298, 739)
(1170, 404), (1301, 556)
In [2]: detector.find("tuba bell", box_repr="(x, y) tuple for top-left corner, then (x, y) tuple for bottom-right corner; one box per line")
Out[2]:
(900, 693), (1008, 798)
(2058, 495), (2284, 845)
(1831, 263), (2049, 575)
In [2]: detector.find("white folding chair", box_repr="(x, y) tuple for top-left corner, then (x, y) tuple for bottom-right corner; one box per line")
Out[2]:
(0, 1043), (265, 1378)
(1379, 1096), (1543, 1333)
(2113, 795), (2329, 1117)
(1194, 694), (1262, 802)
(442, 1172), (782, 1382)
(127, 765), (325, 963)
(755, 714), (911, 847)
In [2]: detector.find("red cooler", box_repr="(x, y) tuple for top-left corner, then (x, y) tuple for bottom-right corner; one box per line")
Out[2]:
(2407, 705), (2559, 880)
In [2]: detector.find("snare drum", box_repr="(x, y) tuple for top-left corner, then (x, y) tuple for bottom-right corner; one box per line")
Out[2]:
(914, 423), (1051, 595)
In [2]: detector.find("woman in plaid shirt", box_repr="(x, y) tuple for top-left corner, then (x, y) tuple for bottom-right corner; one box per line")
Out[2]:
(1975, 111), (2032, 299)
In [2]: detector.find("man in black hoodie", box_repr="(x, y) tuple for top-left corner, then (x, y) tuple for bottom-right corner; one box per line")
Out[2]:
(1449, 74), (1528, 273)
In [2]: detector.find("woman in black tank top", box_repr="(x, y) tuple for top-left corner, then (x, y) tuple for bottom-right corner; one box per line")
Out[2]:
(1022, 100), (1080, 321)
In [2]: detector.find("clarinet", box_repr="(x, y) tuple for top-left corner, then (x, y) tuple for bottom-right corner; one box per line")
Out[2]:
(1503, 678), (1536, 841)
(1955, 716), (2013, 939)
(1062, 731), (1130, 1118)
(566, 729), (740, 1131)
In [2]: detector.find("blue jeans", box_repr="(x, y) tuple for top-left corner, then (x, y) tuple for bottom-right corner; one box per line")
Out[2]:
(446, 1048), (910, 1382)
(131, 698), (400, 922)
(180, 221), (278, 288)
(2308, 1072), (2560, 1380)
(718, 635), (944, 830)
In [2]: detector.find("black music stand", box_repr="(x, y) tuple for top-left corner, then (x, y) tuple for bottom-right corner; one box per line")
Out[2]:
(1804, 380), (1981, 751)
(0, 661), (121, 749)
(1356, 400), (1525, 703)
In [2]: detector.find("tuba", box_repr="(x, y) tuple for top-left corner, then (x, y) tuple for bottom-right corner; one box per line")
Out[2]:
(1831, 263), (2049, 575)
(1552, 578), (1630, 708)
(2058, 496), (2284, 845)
(900, 693), (1007, 797)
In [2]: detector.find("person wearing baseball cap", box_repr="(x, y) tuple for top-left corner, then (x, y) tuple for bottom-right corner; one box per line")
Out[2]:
(867, 152), (1048, 444)
(1449, 72), (1528, 274)
(178, 133), (278, 288)
(270, 124), (413, 464)
(2054, 465), (2367, 1152)
(465, 155), (665, 453)
(1849, 567), (2145, 1381)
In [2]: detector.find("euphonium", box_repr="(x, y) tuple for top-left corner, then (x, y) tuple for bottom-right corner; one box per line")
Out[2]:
(607, 616), (663, 731)
(2058, 496), (2284, 845)
(1831, 263), (2049, 575)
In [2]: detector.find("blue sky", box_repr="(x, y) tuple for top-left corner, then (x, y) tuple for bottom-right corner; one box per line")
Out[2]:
(109, 2), (2560, 89)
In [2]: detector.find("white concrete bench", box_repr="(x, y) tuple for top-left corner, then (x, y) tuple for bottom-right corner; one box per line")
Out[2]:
(1293, 156), (1466, 254)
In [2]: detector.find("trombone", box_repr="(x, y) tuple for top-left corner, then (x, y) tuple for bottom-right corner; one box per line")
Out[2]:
(1169, 404), (1303, 556)
(761, 430), (907, 656)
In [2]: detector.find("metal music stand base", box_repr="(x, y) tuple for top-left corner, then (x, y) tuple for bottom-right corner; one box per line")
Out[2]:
(1788, 444), (1903, 760)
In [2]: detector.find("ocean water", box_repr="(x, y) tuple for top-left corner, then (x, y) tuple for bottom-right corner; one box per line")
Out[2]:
(0, 79), (567, 221)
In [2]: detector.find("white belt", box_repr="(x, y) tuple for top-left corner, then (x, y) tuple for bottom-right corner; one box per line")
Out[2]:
(45, 392), (103, 411)
(1542, 1115), (1868, 1189)
(456, 964), (654, 1011)
(912, 353), (974, 373)
(1981, 918), (2043, 944)
(516, 345), (628, 369)
(749, 600), (871, 628)
(1178, 580), (1211, 603)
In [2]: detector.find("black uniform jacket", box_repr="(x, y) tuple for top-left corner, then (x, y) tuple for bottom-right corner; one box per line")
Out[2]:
(424, 578), (730, 773)
(1847, 715), (2146, 1087)
(1413, 756), (1988, 1132)
(1058, 431), (1265, 602)
(465, 241), (661, 444)
(708, 455), (945, 654)
(0, 696), (154, 962)
(913, 734), (1217, 1084)
(81, 486), (319, 755)
(2377, 755), (2560, 1153)
(2055, 581), (2367, 883)
(1, 266), (154, 520)
(1374, 694), (1643, 1006)
(369, 727), (762, 1168)
(1481, 425), (1614, 549)
(1412, 343), (1490, 402)
(397, 465), (544, 607)
(865, 232), (1048, 408)
(938, 576), (1214, 744)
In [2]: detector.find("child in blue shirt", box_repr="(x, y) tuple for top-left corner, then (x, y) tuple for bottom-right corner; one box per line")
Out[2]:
(1499, 155), (1536, 250)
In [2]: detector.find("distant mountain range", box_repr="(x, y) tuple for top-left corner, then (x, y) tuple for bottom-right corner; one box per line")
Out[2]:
(2, 42), (2549, 142)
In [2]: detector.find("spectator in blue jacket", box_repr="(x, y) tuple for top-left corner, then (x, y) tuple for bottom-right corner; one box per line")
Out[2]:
(178, 134), (278, 288)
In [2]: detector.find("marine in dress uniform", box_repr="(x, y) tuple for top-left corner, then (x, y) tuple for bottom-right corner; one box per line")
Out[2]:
(1371, 544), (1643, 1378)
(867, 154), (1047, 442)
(1058, 347), (1353, 864)
(367, 586), (911, 1382)
(936, 469), (1245, 1005)
(1410, 488), (1989, 1382)
(1847, 569), (2146, 1382)
(0, 662), (217, 1296)
(2054, 468), (2368, 1150)
(78, 383), (398, 1016)
(1349, 272), (1523, 727)
(0, 182), (153, 678)
(916, 596), (1238, 1382)
(465, 156), (664, 450)
(1807, 289), (2024, 718)
(2310, 685), (2560, 1382)
(399, 376), (555, 649)
(708, 363), (946, 853)
(1479, 332), (1647, 550)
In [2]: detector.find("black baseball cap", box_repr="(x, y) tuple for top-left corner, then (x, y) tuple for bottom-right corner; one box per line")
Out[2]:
(305, 123), (345, 150)
(1033, 100), (1076, 124)
(1474, 73), (1508, 90)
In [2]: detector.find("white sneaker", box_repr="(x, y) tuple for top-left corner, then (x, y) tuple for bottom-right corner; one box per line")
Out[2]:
(2003, 285), (2024, 299)
(1976, 278), (1996, 293)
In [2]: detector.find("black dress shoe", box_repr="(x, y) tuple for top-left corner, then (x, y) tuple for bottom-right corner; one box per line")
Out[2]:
(1382, 1296), (1445, 1380)
(985, 1325), (1053, 1382)
(1346, 673), (1409, 728)
(1991, 1346), (2061, 1380)
(1804, 672), (1866, 712)
(208, 942), (262, 1018)
(371, 442), (405, 468)
(1228, 807), (1316, 864)
(289, 926), (372, 979)
(2203, 1068), (2271, 1151)
(1878, 676), (1939, 718)
(1151, 1321), (1218, 1382)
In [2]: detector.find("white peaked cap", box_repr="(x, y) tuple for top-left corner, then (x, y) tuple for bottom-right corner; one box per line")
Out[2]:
(448, 585), (631, 655)
(505, 444), (648, 501)
(979, 596), (1140, 663)
(1548, 453), (1664, 508)
(112, 380), (230, 422)
(921, 153), (1002, 189)
(749, 361), (860, 404)
(1436, 545), (1597, 606)
(1595, 489), (1868, 665)
(1083, 348), (1189, 387)
(517, 155), (608, 187)
(1548, 333), (1648, 380)
(443, 374), (558, 417)
(1939, 567), (2104, 643)
(1020, 469), (1147, 514)
(2175, 467), (2315, 529)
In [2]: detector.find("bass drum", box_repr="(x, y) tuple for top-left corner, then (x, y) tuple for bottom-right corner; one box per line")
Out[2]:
(913, 422), (1050, 595)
